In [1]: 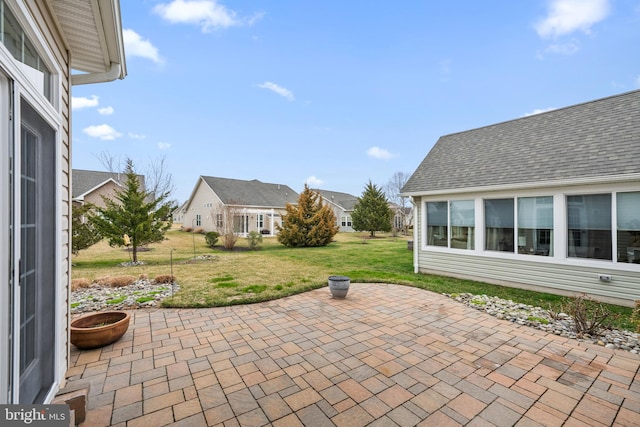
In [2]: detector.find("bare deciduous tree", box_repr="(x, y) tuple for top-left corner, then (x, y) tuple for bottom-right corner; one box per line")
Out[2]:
(145, 156), (176, 201)
(213, 202), (242, 250)
(385, 171), (411, 235)
(94, 151), (175, 201)
(95, 150), (123, 173)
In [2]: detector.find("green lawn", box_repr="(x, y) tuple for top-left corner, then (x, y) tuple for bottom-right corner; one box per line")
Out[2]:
(71, 227), (636, 330)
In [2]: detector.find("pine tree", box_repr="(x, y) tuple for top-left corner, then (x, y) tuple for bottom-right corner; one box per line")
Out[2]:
(71, 203), (102, 255)
(351, 181), (393, 237)
(277, 185), (339, 247)
(89, 159), (173, 262)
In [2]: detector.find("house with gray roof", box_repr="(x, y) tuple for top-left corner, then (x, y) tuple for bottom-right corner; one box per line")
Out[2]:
(72, 169), (145, 208)
(182, 176), (299, 235)
(314, 189), (359, 232)
(401, 90), (640, 306)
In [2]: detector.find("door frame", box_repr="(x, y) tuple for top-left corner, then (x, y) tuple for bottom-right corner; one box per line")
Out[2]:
(0, 57), (63, 406)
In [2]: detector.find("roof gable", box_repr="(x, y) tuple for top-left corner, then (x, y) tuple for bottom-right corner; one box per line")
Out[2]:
(72, 169), (144, 199)
(402, 90), (640, 194)
(201, 176), (299, 208)
(313, 189), (359, 211)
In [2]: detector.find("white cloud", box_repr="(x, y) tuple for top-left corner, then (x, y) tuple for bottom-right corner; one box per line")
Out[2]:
(98, 106), (114, 115)
(83, 124), (123, 141)
(72, 95), (99, 110)
(543, 40), (580, 55)
(305, 176), (324, 188)
(128, 132), (147, 140)
(153, 0), (263, 32)
(367, 146), (394, 160)
(157, 142), (171, 150)
(535, 0), (610, 38)
(523, 107), (557, 117)
(257, 82), (295, 101)
(123, 29), (163, 63)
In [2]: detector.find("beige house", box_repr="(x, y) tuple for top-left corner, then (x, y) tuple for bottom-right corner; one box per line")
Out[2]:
(72, 169), (146, 209)
(0, 0), (126, 405)
(182, 176), (299, 236)
(402, 90), (640, 306)
(314, 189), (358, 232)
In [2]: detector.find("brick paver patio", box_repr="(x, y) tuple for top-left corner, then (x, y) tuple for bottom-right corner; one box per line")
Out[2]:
(66, 283), (640, 426)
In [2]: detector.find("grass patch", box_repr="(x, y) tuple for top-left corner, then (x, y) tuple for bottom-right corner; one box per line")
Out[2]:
(215, 282), (239, 289)
(106, 295), (126, 305)
(527, 316), (550, 325)
(210, 275), (235, 283)
(242, 285), (267, 294)
(136, 296), (155, 304)
(70, 227), (635, 330)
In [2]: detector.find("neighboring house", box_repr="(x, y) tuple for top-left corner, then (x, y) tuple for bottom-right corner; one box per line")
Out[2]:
(172, 201), (187, 224)
(314, 189), (359, 232)
(401, 90), (640, 306)
(389, 202), (413, 234)
(182, 176), (299, 236)
(72, 169), (145, 209)
(0, 0), (126, 405)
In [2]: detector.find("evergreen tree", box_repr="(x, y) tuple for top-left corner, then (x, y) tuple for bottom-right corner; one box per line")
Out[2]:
(351, 181), (393, 237)
(277, 185), (339, 247)
(89, 159), (172, 262)
(71, 203), (102, 255)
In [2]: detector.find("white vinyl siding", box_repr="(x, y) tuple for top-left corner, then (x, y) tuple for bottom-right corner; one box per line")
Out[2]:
(415, 250), (640, 305)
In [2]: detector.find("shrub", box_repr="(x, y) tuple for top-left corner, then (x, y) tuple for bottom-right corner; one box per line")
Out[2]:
(246, 231), (263, 250)
(205, 231), (220, 248)
(154, 274), (176, 284)
(223, 232), (238, 250)
(108, 275), (137, 288)
(194, 227), (205, 234)
(94, 275), (137, 288)
(632, 300), (640, 333)
(182, 226), (193, 232)
(71, 278), (91, 291)
(562, 293), (614, 336)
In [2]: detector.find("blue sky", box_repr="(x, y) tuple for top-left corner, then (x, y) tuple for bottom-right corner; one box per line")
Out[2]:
(71, 0), (640, 204)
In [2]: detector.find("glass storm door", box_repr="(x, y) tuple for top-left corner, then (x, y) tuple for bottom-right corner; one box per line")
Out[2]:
(18, 99), (55, 404)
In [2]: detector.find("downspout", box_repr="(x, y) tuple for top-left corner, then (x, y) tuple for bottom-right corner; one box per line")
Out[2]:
(71, 62), (122, 86)
(410, 197), (419, 273)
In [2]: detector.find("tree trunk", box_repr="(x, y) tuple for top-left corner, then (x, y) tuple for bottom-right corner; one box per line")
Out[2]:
(132, 246), (138, 263)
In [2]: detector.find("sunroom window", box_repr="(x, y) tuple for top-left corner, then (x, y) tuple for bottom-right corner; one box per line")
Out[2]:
(617, 192), (640, 263)
(485, 199), (514, 252)
(450, 200), (474, 250)
(0, 1), (52, 102)
(517, 196), (553, 256)
(567, 194), (611, 260)
(426, 202), (447, 247)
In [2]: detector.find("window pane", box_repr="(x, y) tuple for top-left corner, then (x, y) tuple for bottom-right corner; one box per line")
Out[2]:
(450, 200), (474, 250)
(567, 194), (611, 260)
(426, 201), (447, 247)
(517, 196), (553, 256)
(617, 192), (640, 263)
(485, 199), (514, 252)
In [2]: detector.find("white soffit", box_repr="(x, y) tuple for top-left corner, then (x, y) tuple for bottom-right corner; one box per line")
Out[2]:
(49, 0), (126, 79)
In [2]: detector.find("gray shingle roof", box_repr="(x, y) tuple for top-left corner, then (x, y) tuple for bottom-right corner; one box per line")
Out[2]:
(201, 176), (299, 207)
(72, 169), (145, 198)
(313, 189), (359, 211)
(402, 90), (640, 194)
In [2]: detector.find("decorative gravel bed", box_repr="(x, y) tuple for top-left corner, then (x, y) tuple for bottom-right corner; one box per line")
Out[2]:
(447, 293), (640, 354)
(71, 279), (180, 314)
